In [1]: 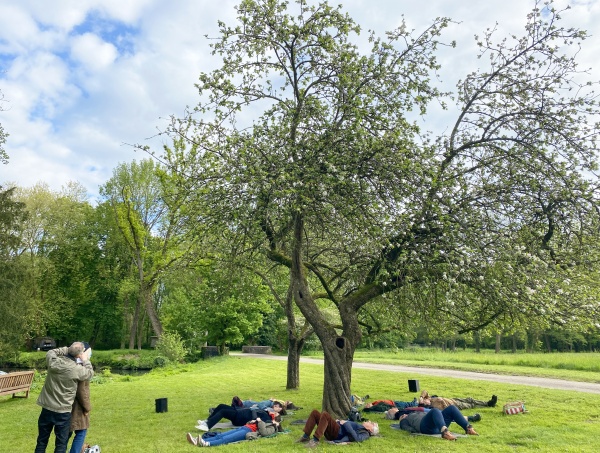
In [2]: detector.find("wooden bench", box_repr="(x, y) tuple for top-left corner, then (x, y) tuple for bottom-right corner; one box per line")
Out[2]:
(242, 345), (272, 354)
(0, 370), (35, 398)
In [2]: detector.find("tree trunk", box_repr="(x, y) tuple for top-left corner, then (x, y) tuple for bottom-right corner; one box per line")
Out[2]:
(495, 333), (501, 353)
(511, 334), (517, 353)
(142, 282), (163, 337)
(544, 333), (552, 352)
(321, 335), (355, 417)
(287, 337), (303, 389)
(475, 332), (481, 352)
(288, 213), (358, 418)
(129, 296), (141, 349)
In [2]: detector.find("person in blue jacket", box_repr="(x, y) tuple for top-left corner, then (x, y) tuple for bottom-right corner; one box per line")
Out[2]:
(295, 409), (379, 447)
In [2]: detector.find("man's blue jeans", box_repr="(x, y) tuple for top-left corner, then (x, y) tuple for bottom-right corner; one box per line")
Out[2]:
(35, 408), (71, 453)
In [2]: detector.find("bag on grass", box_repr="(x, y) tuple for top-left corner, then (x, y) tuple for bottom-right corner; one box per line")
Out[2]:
(84, 445), (101, 453)
(503, 401), (527, 415)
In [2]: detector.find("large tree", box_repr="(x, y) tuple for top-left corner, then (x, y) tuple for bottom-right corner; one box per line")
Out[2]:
(160, 0), (600, 415)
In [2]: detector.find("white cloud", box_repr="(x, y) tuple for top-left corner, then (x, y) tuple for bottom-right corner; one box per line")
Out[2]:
(70, 33), (118, 72)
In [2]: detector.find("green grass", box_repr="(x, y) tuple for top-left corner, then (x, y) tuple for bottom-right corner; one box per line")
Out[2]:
(303, 348), (600, 383)
(2, 354), (600, 452)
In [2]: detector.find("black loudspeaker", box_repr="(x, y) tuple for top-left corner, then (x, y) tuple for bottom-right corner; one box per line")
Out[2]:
(155, 397), (168, 413)
(408, 379), (420, 392)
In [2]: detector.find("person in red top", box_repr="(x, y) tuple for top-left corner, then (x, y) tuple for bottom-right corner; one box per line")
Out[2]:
(186, 414), (281, 447)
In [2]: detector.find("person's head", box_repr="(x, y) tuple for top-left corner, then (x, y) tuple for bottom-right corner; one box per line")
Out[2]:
(68, 342), (85, 357)
(273, 401), (286, 415)
(384, 407), (399, 420)
(363, 421), (379, 436)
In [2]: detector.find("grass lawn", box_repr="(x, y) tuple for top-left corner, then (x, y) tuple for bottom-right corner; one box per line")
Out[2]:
(2, 353), (600, 452)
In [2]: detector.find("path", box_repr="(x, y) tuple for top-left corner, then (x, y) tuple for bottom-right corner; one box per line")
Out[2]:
(231, 353), (600, 394)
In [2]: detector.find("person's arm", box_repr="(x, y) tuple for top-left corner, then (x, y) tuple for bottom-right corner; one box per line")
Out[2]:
(399, 415), (418, 433)
(256, 418), (277, 436)
(340, 421), (369, 442)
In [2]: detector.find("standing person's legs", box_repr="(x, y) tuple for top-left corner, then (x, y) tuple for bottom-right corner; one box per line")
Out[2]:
(53, 412), (72, 453)
(35, 408), (56, 453)
(419, 408), (447, 434)
(68, 429), (88, 453)
(441, 405), (469, 431)
(314, 411), (340, 441)
(206, 404), (238, 429)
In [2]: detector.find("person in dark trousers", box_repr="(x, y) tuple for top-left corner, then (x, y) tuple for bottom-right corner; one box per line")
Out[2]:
(196, 402), (284, 431)
(34, 343), (93, 453)
(296, 409), (379, 447)
(398, 405), (479, 440)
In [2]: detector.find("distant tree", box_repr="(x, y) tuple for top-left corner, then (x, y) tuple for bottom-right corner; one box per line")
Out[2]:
(0, 185), (31, 359)
(162, 0), (600, 416)
(99, 157), (203, 338)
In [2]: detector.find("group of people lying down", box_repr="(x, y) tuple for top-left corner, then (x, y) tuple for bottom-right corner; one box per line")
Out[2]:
(185, 390), (496, 447)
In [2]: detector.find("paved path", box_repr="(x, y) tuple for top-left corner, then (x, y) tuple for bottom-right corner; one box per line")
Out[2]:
(231, 353), (600, 394)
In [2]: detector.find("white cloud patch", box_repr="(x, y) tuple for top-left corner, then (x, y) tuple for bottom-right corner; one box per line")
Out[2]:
(70, 33), (118, 72)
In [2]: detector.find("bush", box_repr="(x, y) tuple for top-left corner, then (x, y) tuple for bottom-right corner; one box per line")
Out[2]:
(155, 332), (188, 363)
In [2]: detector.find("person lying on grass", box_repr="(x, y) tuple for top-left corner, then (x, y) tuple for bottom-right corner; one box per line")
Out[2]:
(196, 402), (285, 431)
(397, 405), (479, 441)
(187, 415), (282, 447)
(385, 405), (483, 423)
(419, 390), (498, 410)
(295, 409), (379, 447)
(231, 396), (300, 411)
(363, 392), (497, 413)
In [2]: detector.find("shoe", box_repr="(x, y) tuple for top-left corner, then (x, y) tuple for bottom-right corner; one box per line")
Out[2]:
(186, 433), (197, 446)
(488, 395), (498, 407)
(296, 435), (310, 443)
(208, 407), (214, 416)
(196, 421), (209, 431)
(198, 437), (210, 447)
(466, 425), (479, 436)
(441, 429), (456, 441)
(468, 413), (481, 422)
(232, 396), (243, 407)
(305, 439), (319, 448)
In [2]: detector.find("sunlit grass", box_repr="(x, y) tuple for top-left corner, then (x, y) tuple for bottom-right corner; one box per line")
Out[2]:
(3, 354), (600, 452)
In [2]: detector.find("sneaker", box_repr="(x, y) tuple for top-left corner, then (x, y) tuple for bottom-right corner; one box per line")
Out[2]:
(186, 433), (197, 446)
(198, 437), (210, 447)
(468, 413), (482, 422)
(441, 429), (457, 441)
(488, 395), (498, 407)
(232, 396), (243, 407)
(295, 435), (310, 443)
(196, 421), (209, 431)
(305, 439), (319, 448)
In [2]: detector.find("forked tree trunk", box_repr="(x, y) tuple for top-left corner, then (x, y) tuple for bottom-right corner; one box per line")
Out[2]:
(321, 335), (355, 417)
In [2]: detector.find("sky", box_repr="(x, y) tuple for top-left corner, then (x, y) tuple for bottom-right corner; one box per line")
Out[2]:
(1, 0), (599, 204)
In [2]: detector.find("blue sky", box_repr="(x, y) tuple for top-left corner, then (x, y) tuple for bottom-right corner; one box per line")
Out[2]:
(0, 0), (598, 203)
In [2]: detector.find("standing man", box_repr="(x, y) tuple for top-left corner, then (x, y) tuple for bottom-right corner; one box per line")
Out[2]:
(34, 342), (93, 453)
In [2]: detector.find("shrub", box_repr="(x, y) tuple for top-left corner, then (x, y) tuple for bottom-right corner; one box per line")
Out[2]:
(155, 332), (188, 363)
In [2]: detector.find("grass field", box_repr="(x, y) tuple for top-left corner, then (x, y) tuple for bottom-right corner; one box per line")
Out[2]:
(2, 352), (600, 452)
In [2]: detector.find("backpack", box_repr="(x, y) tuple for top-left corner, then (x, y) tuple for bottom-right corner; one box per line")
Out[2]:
(348, 407), (362, 422)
